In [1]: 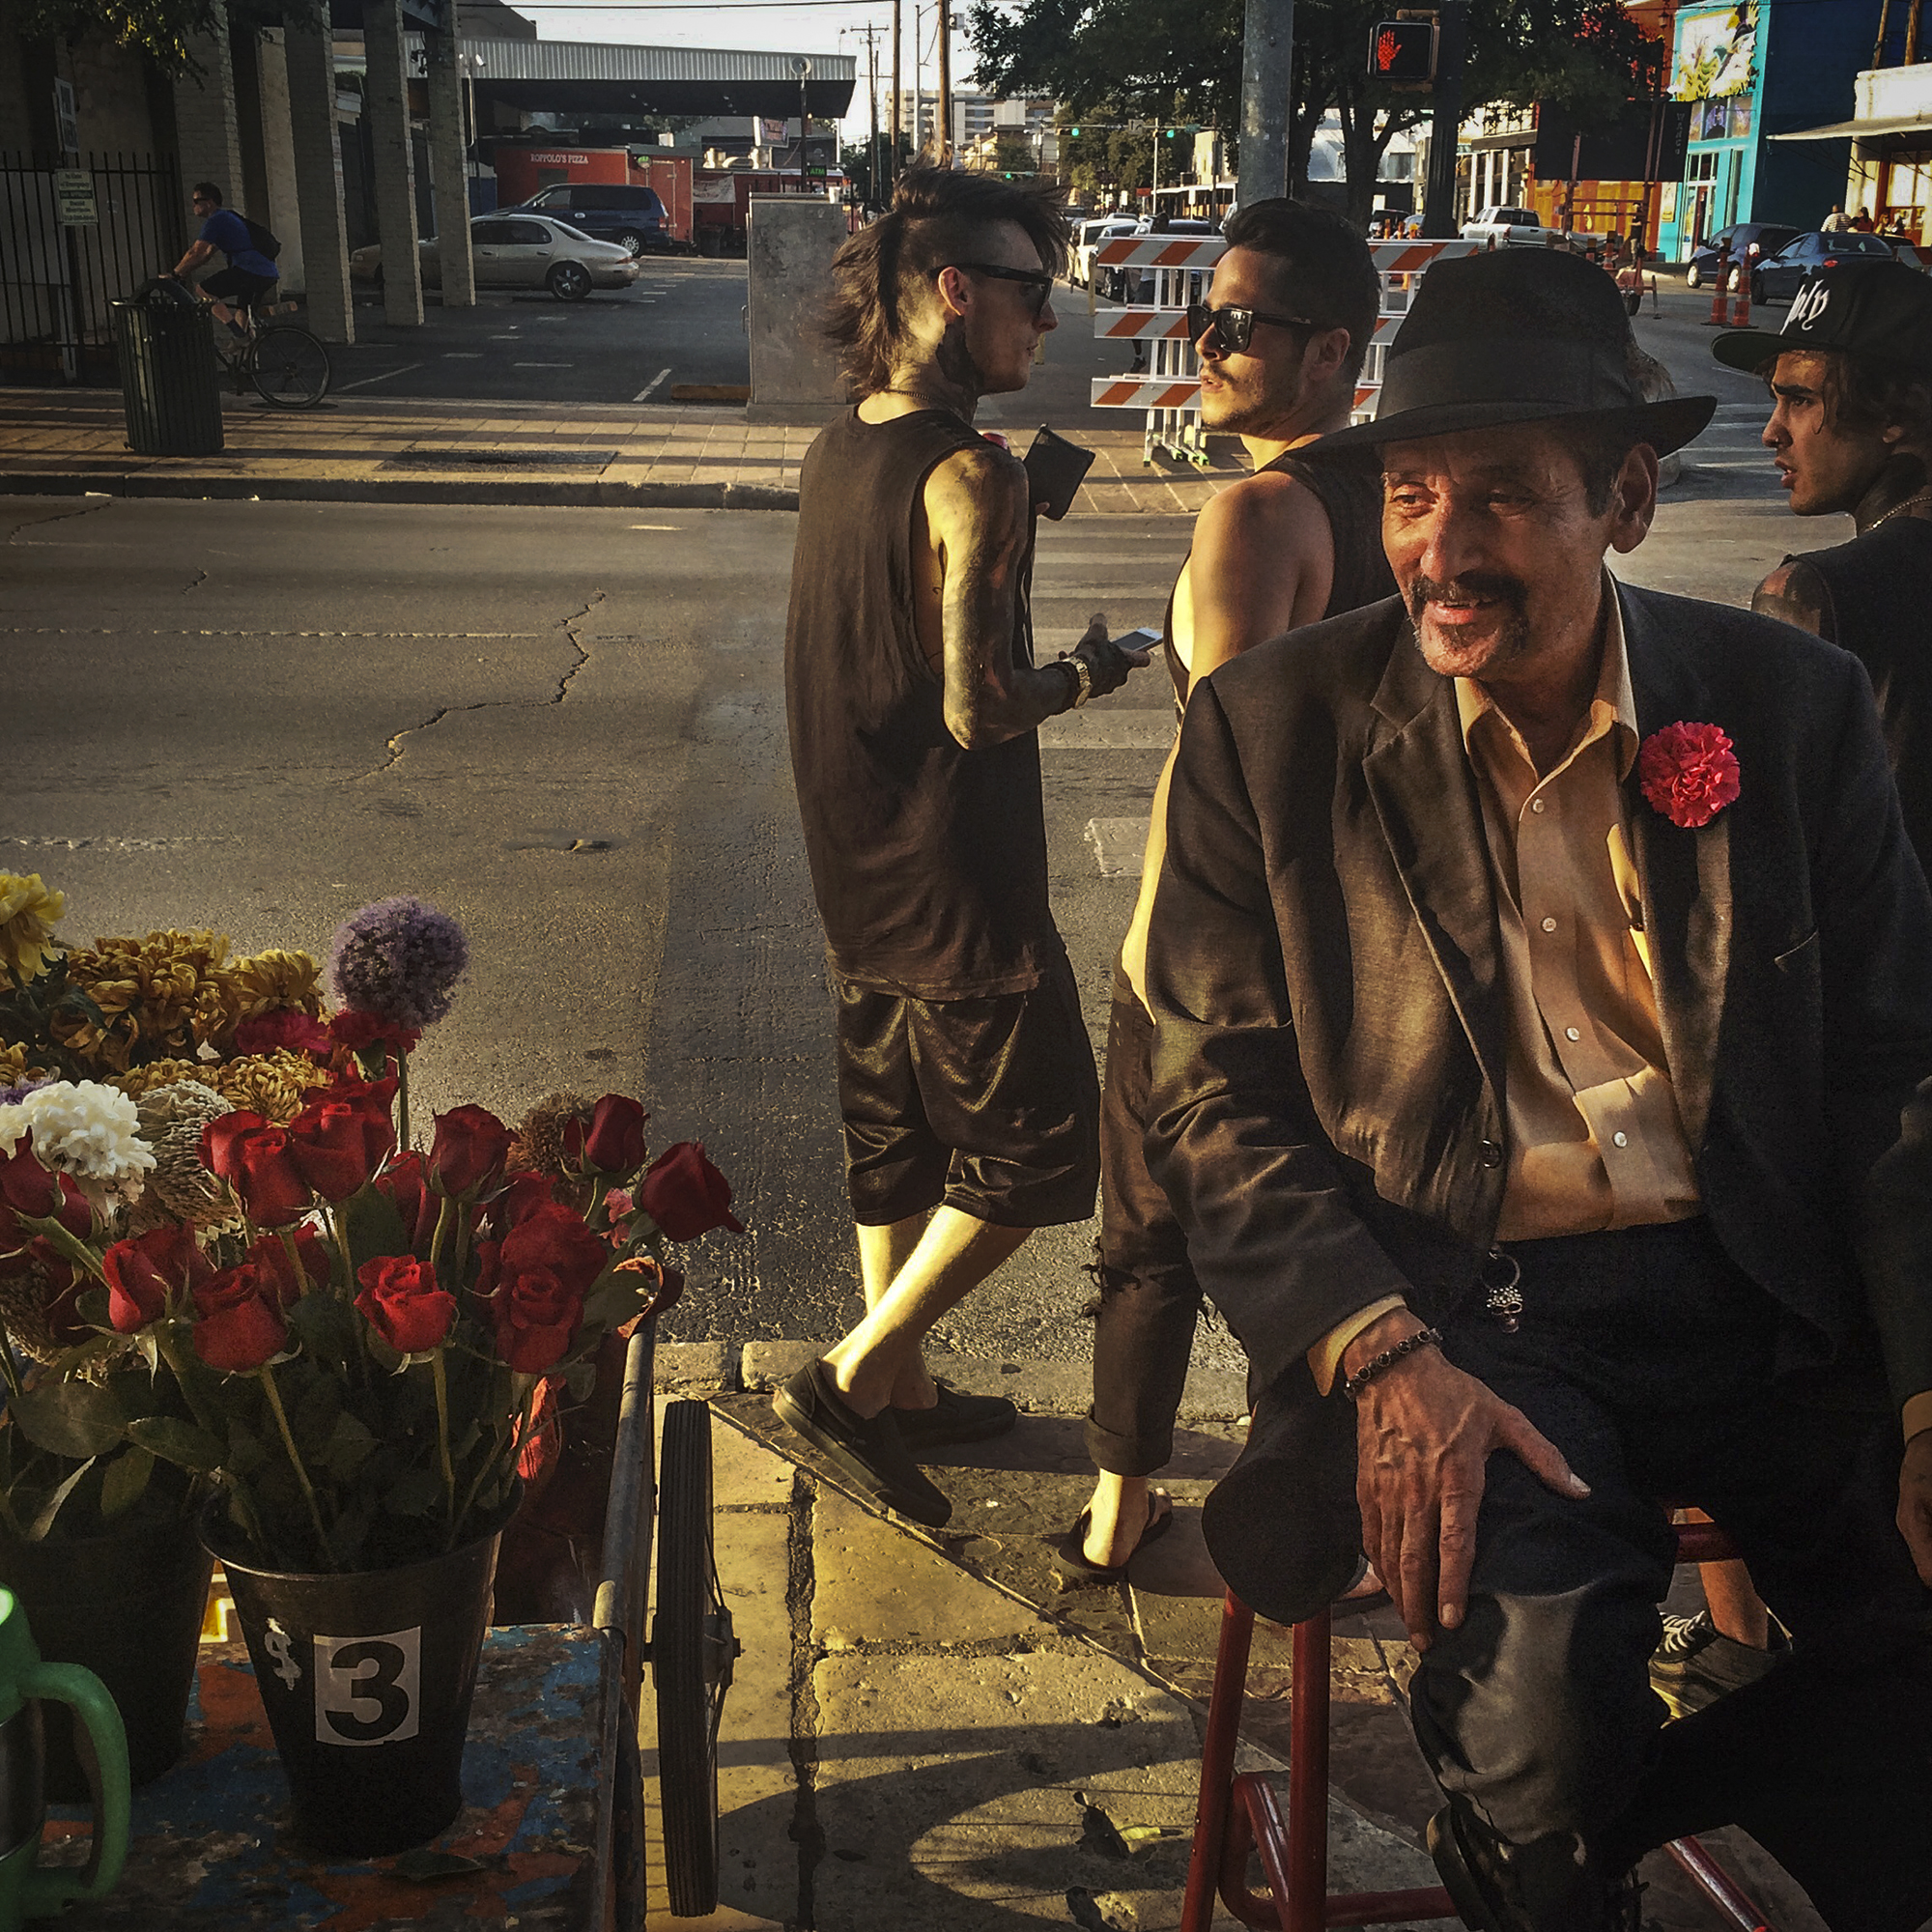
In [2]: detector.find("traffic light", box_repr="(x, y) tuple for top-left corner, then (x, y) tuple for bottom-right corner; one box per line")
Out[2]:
(1068, 126), (1080, 137)
(1369, 17), (1437, 87)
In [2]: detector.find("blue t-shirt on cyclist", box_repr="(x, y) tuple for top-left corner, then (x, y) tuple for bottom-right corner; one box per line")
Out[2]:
(200, 207), (278, 282)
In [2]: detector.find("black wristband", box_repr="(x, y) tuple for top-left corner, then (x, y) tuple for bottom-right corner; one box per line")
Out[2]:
(1341, 1324), (1443, 1403)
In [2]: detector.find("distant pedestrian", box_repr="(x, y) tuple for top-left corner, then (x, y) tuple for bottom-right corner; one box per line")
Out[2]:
(1058, 200), (1396, 1589)
(1851, 208), (1877, 234)
(1821, 203), (1853, 234)
(778, 166), (1148, 1527)
(1716, 259), (1932, 864)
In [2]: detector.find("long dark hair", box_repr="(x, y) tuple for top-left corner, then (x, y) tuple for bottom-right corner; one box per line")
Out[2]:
(824, 167), (1069, 395)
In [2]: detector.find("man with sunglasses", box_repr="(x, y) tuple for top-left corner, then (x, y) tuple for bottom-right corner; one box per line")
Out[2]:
(170, 182), (278, 327)
(779, 167), (1148, 1528)
(1061, 200), (1395, 1586)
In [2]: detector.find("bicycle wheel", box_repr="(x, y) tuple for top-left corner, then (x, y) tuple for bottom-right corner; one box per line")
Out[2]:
(248, 324), (331, 409)
(652, 1399), (734, 1918)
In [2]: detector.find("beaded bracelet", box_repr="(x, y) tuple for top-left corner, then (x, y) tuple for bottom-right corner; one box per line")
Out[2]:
(1341, 1325), (1444, 1403)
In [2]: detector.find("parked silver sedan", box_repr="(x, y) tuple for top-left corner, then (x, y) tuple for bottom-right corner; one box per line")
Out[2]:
(349, 214), (642, 301)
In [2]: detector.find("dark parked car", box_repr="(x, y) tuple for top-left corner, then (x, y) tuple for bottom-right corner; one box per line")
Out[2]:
(1684, 222), (1800, 292)
(1751, 228), (1896, 302)
(508, 183), (668, 255)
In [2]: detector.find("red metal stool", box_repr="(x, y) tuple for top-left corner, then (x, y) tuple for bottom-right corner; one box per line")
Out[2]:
(1179, 1518), (1780, 1931)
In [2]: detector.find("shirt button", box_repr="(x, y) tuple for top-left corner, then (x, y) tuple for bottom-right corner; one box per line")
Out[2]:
(1530, 797), (1547, 813)
(1565, 1026), (1580, 1041)
(1479, 1138), (1504, 1169)
(1540, 916), (1558, 933)
(1612, 1131), (1629, 1148)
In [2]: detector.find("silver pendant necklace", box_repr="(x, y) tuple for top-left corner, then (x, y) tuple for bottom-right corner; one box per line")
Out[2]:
(1867, 488), (1932, 533)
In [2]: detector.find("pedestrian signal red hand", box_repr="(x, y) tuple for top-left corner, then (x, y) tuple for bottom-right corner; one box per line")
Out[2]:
(1376, 29), (1399, 71)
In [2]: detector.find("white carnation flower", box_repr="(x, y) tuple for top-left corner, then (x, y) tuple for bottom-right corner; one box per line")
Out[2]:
(0, 1080), (156, 1210)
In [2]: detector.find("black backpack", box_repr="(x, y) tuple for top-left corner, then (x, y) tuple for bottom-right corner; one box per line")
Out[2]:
(242, 214), (281, 261)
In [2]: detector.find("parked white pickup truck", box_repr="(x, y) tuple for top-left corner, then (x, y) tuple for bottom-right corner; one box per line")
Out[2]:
(1459, 206), (1605, 253)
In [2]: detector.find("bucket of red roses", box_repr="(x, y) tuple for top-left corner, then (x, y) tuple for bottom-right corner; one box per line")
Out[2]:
(2, 889), (744, 1859)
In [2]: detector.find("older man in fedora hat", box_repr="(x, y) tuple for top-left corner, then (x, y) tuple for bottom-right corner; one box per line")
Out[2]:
(1143, 247), (1932, 1931)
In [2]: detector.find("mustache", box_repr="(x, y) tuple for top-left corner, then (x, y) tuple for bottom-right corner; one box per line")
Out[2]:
(1406, 572), (1529, 622)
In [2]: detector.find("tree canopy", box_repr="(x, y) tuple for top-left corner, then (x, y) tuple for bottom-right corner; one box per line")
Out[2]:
(967, 0), (1662, 220)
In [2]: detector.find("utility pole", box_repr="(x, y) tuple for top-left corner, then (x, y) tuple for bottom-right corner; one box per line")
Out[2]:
(1237, 0), (1293, 210)
(866, 24), (880, 205)
(891, 0), (901, 187)
(936, 0), (951, 164)
(913, 2), (923, 158)
(1420, 0), (1468, 236)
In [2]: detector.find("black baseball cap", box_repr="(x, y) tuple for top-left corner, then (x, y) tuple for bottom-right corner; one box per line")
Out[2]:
(1713, 258), (1932, 377)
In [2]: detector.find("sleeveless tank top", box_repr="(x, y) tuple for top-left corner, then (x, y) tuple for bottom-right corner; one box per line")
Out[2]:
(785, 408), (1061, 998)
(1161, 451), (1395, 711)
(1784, 515), (1932, 871)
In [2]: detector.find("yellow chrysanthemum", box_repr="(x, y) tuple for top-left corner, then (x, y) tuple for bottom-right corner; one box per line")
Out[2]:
(110, 1059), (217, 1101)
(211, 1050), (317, 1123)
(226, 949), (324, 1022)
(0, 1042), (53, 1090)
(0, 875), (65, 987)
(57, 929), (233, 1071)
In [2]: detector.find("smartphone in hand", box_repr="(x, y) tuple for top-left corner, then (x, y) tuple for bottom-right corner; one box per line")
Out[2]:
(1024, 426), (1096, 521)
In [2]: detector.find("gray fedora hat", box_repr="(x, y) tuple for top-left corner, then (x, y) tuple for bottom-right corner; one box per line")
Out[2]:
(1304, 247), (1716, 457)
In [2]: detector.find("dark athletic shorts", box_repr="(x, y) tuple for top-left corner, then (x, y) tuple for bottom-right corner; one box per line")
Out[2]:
(831, 952), (1100, 1229)
(201, 267), (277, 307)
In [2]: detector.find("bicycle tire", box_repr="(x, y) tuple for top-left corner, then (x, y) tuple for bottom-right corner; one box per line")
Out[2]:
(653, 1399), (731, 1917)
(247, 324), (332, 409)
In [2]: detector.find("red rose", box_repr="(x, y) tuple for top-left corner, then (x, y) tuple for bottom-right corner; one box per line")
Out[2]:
(103, 1224), (213, 1332)
(474, 1202), (610, 1374)
(376, 1151), (436, 1253)
(565, 1094), (648, 1177)
(0, 1147), (91, 1251)
(355, 1254), (458, 1353)
(285, 1075), (397, 1203)
(233, 1010), (333, 1057)
(1638, 721), (1741, 831)
(637, 1142), (744, 1241)
(247, 1226), (331, 1307)
(191, 1263), (288, 1372)
(484, 1172), (555, 1237)
(328, 1010), (423, 1058)
(201, 1113), (312, 1227)
(428, 1104), (513, 1199)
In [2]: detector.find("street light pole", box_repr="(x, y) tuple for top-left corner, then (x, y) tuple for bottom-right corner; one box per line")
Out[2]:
(936, 0), (951, 164)
(891, 0), (901, 187)
(1237, 0), (1293, 210)
(1420, 0), (1468, 236)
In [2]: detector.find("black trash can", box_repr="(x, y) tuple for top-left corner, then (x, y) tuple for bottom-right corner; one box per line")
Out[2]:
(113, 282), (223, 456)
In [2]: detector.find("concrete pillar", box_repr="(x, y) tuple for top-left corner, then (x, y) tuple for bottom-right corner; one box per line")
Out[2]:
(362, 0), (424, 326)
(173, 0), (243, 230)
(284, 18), (355, 343)
(254, 31), (306, 297)
(426, 26), (474, 304)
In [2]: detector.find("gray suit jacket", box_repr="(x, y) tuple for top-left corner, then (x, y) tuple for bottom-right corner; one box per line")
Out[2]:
(1144, 582), (1932, 1622)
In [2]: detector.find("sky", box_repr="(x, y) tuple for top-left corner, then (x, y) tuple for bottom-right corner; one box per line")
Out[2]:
(502, 0), (978, 144)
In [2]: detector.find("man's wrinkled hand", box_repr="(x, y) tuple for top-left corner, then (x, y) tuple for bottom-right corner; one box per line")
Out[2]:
(1900, 1430), (1932, 1587)
(1351, 1327), (1589, 1651)
(1073, 611), (1151, 701)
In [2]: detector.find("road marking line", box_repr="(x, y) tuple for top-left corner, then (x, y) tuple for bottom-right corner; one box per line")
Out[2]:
(513, 361), (573, 367)
(634, 367), (673, 402)
(629, 524), (681, 530)
(1086, 817), (1151, 877)
(335, 362), (424, 390)
(442, 353), (483, 358)
(1040, 713), (1172, 751)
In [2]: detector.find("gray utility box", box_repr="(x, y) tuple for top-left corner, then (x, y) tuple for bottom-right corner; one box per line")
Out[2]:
(113, 291), (223, 456)
(746, 195), (848, 425)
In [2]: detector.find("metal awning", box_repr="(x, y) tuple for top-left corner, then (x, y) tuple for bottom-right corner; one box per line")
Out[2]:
(1770, 113), (1932, 142)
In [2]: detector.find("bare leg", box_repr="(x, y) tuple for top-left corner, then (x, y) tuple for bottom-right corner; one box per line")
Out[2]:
(1080, 1470), (1170, 1567)
(824, 1206), (1029, 1416)
(855, 1216), (930, 1409)
(1684, 1507), (1771, 1647)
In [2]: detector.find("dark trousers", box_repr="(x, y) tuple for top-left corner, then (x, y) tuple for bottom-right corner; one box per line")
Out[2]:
(1406, 1220), (1932, 1932)
(1085, 962), (1209, 1475)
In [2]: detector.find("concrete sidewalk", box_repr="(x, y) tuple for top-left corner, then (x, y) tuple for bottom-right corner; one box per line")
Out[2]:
(0, 388), (1240, 515)
(643, 1346), (1822, 1932)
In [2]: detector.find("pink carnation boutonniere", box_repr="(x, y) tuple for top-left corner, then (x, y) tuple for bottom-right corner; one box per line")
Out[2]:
(1637, 721), (1741, 830)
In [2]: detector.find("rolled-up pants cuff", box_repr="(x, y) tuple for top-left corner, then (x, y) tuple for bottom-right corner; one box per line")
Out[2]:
(1084, 1406), (1175, 1477)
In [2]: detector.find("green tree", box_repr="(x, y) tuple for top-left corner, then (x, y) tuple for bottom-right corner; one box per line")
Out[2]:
(970, 0), (1662, 226)
(14, 0), (326, 75)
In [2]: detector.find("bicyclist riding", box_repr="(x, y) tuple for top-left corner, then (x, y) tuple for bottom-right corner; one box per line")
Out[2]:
(170, 182), (277, 327)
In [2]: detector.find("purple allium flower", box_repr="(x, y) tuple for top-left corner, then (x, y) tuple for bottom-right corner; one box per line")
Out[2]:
(327, 896), (469, 1030)
(0, 1079), (48, 1108)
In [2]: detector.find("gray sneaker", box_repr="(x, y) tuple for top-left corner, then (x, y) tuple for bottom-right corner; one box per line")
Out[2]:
(1649, 1610), (1781, 1719)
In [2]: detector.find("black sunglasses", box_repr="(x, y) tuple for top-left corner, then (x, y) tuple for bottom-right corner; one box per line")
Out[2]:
(1186, 301), (1319, 355)
(944, 262), (1056, 318)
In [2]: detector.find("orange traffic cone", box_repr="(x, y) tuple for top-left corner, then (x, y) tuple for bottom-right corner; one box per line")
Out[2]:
(1704, 275), (1729, 327)
(1730, 276), (1751, 328)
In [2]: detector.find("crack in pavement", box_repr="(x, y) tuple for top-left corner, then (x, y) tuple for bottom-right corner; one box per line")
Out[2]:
(4, 498), (112, 543)
(183, 567), (209, 594)
(350, 592), (604, 781)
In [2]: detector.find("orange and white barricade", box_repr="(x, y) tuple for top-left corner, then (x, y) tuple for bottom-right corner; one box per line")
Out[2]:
(1089, 235), (1483, 464)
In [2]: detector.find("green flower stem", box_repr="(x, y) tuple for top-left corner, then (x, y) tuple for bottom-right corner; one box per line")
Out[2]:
(330, 1206), (355, 1296)
(17, 1215), (107, 1285)
(395, 1048), (412, 1151)
(277, 1226), (306, 1288)
(259, 1361), (337, 1570)
(430, 1349), (457, 1548)
(452, 1370), (533, 1542)
(154, 1326), (223, 1441)
(429, 1191), (458, 1287)
(450, 1205), (472, 1289)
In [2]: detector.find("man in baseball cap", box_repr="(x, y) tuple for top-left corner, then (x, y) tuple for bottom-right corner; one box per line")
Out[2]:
(1715, 260), (1932, 863)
